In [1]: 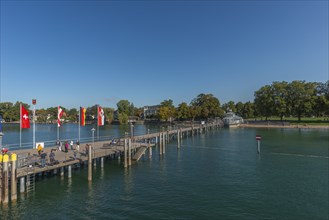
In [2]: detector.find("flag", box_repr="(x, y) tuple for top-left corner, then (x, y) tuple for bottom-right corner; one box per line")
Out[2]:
(98, 106), (105, 126)
(58, 106), (64, 127)
(80, 107), (86, 126)
(21, 105), (30, 129)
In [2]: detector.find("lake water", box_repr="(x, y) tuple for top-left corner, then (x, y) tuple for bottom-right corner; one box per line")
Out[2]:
(0, 125), (328, 219)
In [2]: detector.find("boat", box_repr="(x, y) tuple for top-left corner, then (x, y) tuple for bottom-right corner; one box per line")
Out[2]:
(223, 111), (244, 127)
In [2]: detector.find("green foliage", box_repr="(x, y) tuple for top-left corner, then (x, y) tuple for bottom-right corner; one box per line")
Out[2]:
(118, 112), (128, 124)
(104, 107), (114, 124)
(157, 99), (176, 122)
(117, 100), (134, 116)
(190, 93), (223, 119)
(176, 102), (190, 121)
(253, 80), (327, 121)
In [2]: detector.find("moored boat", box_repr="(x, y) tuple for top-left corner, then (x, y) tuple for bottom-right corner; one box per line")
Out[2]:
(223, 111), (243, 127)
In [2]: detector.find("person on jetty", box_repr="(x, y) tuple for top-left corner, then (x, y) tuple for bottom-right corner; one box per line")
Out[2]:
(85, 144), (89, 155)
(40, 150), (47, 168)
(76, 140), (80, 151)
(37, 144), (43, 155)
(65, 141), (69, 153)
(49, 150), (55, 163)
(70, 140), (74, 150)
(57, 140), (62, 152)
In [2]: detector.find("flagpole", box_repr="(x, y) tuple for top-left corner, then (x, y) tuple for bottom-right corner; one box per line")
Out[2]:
(97, 105), (99, 140)
(20, 103), (22, 148)
(78, 107), (80, 141)
(57, 106), (59, 141)
(33, 100), (36, 149)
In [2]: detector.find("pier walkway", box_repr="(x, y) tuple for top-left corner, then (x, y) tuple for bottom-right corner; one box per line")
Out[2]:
(0, 121), (223, 203)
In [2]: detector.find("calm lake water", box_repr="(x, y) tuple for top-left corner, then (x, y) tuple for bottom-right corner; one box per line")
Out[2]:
(0, 124), (328, 219)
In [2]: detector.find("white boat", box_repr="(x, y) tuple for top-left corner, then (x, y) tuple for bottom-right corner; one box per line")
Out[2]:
(223, 111), (243, 127)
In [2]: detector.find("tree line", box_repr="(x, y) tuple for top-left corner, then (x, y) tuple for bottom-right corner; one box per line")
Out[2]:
(0, 80), (328, 124)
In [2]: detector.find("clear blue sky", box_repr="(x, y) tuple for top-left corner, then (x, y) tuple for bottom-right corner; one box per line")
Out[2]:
(1, 0), (328, 109)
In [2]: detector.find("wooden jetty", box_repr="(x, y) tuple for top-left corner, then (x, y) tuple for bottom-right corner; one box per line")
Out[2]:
(0, 121), (223, 203)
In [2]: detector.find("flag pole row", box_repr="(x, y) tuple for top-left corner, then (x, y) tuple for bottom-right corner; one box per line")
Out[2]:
(18, 103), (105, 149)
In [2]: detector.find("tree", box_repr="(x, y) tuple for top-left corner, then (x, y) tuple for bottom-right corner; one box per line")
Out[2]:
(286, 81), (317, 121)
(235, 102), (244, 116)
(271, 81), (288, 120)
(117, 100), (134, 116)
(189, 105), (201, 121)
(190, 93), (223, 119)
(160, 99), (174, 108)
(254, 85), (274, 120)
(67, 108), (78, 122)
(176, 102), (190, 121)
(158, 99), (176, 122)
(118, 112), (128, 124)
(104, 107), (114, 124)
(222, 101), (236, 112)
(314, 81), (329, 117)
(242, 102), (255, 119)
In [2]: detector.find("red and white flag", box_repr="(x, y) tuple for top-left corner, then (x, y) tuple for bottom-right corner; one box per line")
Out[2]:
(98, 106), (105, 126)
(80, 107), (86, 126)
(21, 105), (30, 129)
(58, 106), (64, 127)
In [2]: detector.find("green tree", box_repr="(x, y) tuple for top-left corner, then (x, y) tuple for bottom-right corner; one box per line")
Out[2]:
(242, 102), (255, 119)
(158, 99), (176, 122)
(286, 81), (317, 121)
(104, 107), (114, 124)
(176, 102), (190, 121)
(117, 100), (134, 116)
(235, 102), (244, 116)
(190, 93), (223, 119)
(118, 112), (128, 124)
(254, 85), (274, 120)
(272, 81), (288, 120)
(189, 105), (201, 121)
(222, 101), (236, 112)
(66, 108), (78, 122)
(314, 81), (329, 117)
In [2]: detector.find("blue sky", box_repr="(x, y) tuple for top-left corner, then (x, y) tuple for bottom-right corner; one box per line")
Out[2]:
(0, 0), (328, 109)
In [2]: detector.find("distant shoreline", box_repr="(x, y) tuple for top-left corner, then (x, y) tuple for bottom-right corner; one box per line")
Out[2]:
(240, 124), (329, 129)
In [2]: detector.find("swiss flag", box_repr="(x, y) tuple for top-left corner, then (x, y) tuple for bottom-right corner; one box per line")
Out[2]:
(21, 105), (30, 129)
(58, 106), (64, 127)
(98, 106), (104, 126)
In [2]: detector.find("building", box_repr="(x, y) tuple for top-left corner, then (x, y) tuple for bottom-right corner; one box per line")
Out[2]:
(143, 105), (160, 119)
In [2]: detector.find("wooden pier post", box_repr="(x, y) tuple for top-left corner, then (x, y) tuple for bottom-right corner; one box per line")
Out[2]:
(2, 154), (9, 203)
(128, 138), (132, 166)
(124, 139), (128, 168)
(148, 141), (152, 158)
(159, 133), (162, 155)
(88, 144), (92, 181)
(101, 157), (104, 168)
(60, 167), (64, 177)
(177, 129), (180, 149)
(11, 153), (17, 201)
(20, 177), (25, 193)
(162, 133), (166, 154)
(68, 165), (72, 178)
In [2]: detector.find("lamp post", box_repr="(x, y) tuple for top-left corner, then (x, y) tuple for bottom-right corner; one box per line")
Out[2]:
(91, 128), (96, 148)
(0, 115), (3, 148)
(130, 121), (134, 139)
(32, 99), (36, 149)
